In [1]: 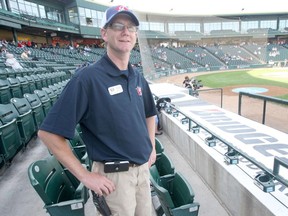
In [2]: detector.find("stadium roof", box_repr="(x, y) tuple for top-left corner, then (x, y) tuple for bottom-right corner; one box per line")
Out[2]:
(87, 0), (288, 16)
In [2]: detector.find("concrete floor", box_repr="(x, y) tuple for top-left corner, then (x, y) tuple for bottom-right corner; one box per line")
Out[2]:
(0, 132), (230, 216)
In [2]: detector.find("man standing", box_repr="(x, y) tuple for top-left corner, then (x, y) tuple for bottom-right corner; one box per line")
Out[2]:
(38, 5), (157, 216)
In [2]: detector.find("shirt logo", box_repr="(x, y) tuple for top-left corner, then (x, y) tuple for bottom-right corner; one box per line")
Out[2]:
(108, 85), (123, 95)
(136, 86), (142, 96)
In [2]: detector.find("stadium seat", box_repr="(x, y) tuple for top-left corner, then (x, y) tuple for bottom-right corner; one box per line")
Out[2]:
(16, 76), (30, 95)
(31, 74), (42, 90)
(155, 152), (175, 177)
(34, 89), (52, 116)
(23, 75), (37, 93)
(155, 137), (164, 157)
(0, 104), (22, 163)
(7, 77), (22, 98)
(42, 87), (58, 105)
(0, 79), (12, 104)
(10, 97), (37, 144)
(150, 172), (200, 216)
(23, 93), (45, 129)
(68, 130), (90, 169)
(28, 155), (89, 216)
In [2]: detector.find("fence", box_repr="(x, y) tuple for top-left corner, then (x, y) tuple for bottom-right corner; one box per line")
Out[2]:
(238, 92), (288, 134)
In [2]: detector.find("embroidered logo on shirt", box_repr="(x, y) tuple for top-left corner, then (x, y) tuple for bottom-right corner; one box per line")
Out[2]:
(136, 86), (142, 96)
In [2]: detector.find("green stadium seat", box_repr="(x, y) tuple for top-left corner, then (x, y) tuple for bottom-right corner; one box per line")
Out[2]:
(0, 104), (22, 163)
(0, 79), (12, 104)
(10, 97), (37, 144)
(37, 74), (48, 88)
(48, 84), (61, 97)
(155, 137), (164, 157)
(28, 155), (89, 216)
(34, 89), (52, 116)
(0, 68), (7, 79)
(150, 172), (200, 216)
(68, 130), (90, 169)
(7, 77), (22, 98)
(42, 87), (58, 105)
(16, 76), (30, 95)
(23, 93), (45, 129)
(31, 74), (42, 90)
(155, 152), (175, 177)
(23, 75), (37, 93)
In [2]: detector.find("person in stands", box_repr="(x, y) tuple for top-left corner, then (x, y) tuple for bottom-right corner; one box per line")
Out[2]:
(5, 53), (23, 69)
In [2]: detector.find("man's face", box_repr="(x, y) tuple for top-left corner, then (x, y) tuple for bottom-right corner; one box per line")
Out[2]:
(101, 14), (138, 55)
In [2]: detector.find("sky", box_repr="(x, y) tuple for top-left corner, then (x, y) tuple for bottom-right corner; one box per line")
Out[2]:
(87, 0), (288, 16)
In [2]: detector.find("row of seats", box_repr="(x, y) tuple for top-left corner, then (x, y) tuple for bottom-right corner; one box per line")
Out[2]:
(27, 125), (90, 216)
(28, 133), (189, 215)
(0, 72), (68, 104)
(151, 138), (200, 216)
(0, 81), (68, 166)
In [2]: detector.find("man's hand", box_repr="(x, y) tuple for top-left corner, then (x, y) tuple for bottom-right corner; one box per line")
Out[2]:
(81, 171), (115, 196)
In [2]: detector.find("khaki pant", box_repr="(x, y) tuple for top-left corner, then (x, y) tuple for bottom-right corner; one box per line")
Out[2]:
(92, 162), (152, 216)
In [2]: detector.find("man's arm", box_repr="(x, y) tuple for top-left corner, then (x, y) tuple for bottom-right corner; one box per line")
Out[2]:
(146, 115), (156, 167)
(38, 130), (115, 196)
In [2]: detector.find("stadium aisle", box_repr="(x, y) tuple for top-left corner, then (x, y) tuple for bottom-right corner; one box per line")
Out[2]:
(156, 132), (231, 216)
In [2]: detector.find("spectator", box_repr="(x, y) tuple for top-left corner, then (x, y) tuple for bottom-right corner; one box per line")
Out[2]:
(21, 50), (30, 59)
(38, 5), (157, 216)
(5, 53), (23, 69)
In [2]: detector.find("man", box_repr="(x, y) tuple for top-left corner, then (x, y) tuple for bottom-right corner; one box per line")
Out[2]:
(38, 5), (157, 216)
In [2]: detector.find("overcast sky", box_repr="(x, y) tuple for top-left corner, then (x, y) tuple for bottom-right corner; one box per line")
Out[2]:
(87, 0), (288, 16)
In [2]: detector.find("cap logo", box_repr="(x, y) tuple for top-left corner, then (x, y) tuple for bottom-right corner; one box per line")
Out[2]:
(116, 5), (129, 12)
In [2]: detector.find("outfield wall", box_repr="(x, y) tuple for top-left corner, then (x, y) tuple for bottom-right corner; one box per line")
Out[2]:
(150, 83), (288, 216)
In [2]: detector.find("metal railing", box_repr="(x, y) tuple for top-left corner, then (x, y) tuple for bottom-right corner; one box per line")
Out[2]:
(156, 97), (288, 191)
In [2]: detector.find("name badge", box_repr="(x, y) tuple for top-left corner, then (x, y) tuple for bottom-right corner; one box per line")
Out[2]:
(108, 85), (123, 95)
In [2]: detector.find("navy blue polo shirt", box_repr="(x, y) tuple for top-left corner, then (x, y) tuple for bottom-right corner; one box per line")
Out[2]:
(40, 54), (157, 165)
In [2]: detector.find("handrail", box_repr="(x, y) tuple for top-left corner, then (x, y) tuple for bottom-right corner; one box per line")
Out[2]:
(156, 97), (288, 189)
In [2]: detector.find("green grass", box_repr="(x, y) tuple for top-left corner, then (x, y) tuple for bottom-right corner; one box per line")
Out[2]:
(195, 68), (288, 99)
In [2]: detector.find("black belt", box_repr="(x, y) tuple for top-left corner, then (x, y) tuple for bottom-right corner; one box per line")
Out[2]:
(100, 161), (139, 166)
(129, 163), (139, 167)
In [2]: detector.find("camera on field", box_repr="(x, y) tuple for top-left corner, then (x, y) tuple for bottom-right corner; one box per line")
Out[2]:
(190, 79), (203, 90)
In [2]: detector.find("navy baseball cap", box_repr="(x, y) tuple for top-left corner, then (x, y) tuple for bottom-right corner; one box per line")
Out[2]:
(101, 5), (139, 28)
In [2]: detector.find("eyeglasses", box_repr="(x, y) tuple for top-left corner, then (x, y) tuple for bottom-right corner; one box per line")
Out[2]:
(108, 23), (138, 32)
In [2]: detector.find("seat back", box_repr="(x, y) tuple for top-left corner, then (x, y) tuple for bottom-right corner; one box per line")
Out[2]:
(28, 156), (76, 204)
(10, 97), (37, 143)
(16, 76), (30, 95)
(0, 79), (12, 104)
(151, 172), (199, 216)
(0, 103), (22, 162)
(42, 87), (58, 105)
(155, 137), (164, 157)
(155, 152), (175, 176)
(23, 75), (36, 93)
(7, 77), (22, 98)
(28, 156), (88, 216)
(23, 93), (45, 129)
(34, 89), (52, 116)
(171, 173), (195, 207)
